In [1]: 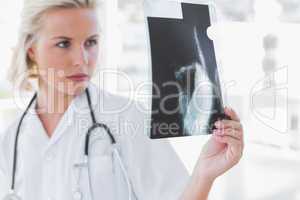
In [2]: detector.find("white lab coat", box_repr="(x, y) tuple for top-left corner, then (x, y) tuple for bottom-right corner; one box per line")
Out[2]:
(0, 83), (189, 200)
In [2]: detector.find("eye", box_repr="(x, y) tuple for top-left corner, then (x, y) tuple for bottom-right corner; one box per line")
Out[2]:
(56, 40), (71, 48)
(85, 39), (98, 48)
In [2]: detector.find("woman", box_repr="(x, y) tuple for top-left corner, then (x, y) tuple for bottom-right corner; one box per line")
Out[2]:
(0, 0), (244, 199)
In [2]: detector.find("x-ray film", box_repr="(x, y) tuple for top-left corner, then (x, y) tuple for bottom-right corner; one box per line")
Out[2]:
(144, 1), (228, 139)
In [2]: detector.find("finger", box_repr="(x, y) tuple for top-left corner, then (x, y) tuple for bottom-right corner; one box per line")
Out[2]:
(213, 134), (244, 154)
(224, 107), (240, 122)
(213, 128), (243, 141)
(214, 120), (243, 131)
(213, 134), (242, 145)
(213, 135), (244, 161)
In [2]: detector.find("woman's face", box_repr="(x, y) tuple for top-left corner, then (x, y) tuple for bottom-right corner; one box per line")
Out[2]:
(28, 8), (100, 96)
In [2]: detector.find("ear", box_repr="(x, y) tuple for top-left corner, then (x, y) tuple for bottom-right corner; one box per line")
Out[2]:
(27, 46), (36, 62)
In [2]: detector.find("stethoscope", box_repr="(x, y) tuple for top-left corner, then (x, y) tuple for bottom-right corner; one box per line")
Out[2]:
(4, 88), (134, 200)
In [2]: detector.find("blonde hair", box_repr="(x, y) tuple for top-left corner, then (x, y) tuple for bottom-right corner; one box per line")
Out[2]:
(7, 0), (100, 91)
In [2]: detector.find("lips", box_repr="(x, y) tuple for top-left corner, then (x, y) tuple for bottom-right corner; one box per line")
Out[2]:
(66, 73), (89, 82)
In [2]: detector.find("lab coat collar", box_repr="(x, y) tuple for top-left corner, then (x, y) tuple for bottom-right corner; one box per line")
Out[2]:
(23, 94), (76, 152)
(72, 82), (99, 114)
(23, 83), (99, 153)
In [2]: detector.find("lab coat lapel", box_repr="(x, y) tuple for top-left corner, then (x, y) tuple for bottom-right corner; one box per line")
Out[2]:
(26, 84), (98, 152)
(24, 92), (76, 152)
(45, 100), (75, 150)
(23, 98), (49, 146)
(42, 84), (101, 153)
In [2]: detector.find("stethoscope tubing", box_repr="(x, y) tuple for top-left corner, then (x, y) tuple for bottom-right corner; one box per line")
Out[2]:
(8, 88), (122, 200)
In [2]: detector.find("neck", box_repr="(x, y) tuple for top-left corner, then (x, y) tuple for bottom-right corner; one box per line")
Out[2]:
(36, 84), (75, 115)
(35, 83), (76, 138)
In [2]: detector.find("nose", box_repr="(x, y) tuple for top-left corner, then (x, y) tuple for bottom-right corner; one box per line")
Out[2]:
(72, 45), (89, 67)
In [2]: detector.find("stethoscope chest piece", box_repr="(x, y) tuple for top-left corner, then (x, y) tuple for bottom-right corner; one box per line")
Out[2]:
(3, 192), (21, 200)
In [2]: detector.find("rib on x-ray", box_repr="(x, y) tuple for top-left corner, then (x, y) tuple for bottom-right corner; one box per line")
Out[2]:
(146, 2), (225, 139)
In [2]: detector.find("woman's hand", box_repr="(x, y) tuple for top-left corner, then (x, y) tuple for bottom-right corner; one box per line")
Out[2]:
(194, 107), (244, 181)
(180, 107), (244, 200)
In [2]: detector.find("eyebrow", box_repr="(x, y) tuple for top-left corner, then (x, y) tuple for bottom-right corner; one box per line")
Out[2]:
(51, 34), (99, 40)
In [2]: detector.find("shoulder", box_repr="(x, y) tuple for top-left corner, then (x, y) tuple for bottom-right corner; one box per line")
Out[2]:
(93, 85), (147, 116)
(0, 116), (20, 195)
(103, 91), (149, 138)
(1, 114), (22, 150)
(0, 114), (20, 174)
(88, 83), (150, 137)
(89, 85), (150, 126)
(1, 115), (21, 148)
